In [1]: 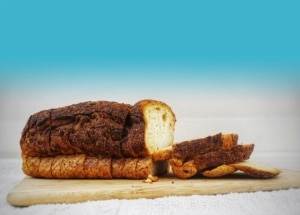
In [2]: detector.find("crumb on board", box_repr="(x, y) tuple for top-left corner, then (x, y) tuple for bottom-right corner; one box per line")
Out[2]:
(143, 175), (159, 183)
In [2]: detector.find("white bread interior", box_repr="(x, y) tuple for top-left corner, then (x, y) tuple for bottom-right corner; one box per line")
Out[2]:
(143, 102), (176, 155)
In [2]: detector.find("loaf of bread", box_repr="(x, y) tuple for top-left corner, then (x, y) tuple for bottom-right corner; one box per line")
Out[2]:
(22, 154), (169, 179)
(20, 99), (176, 179)
(20, 100), (176, 158)
(169, 133), (255, 179)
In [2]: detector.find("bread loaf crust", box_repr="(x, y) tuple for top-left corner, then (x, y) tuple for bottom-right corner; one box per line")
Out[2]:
(21, 101), (132, 157)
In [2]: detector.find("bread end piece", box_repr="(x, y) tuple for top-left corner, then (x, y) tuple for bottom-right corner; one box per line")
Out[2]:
(141, 100), (176, 154)
(123, 99), (176, 157)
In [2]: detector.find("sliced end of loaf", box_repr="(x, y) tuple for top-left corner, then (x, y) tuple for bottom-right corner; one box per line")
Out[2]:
(122, 99), (176, 157)
(140, 100), (176, 155)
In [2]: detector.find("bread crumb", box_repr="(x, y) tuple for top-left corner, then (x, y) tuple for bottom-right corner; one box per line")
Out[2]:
(143, 175), (159, 183)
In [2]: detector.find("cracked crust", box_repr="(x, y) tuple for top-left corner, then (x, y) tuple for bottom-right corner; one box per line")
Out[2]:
(21, 101), (131, 157)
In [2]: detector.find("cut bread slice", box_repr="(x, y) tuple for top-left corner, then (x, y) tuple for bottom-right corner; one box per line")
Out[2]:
(193, 144), (255, 170)
(229, 161), (281, 178)
(201, 161), (281, 178)
(172, 133), (238, 161)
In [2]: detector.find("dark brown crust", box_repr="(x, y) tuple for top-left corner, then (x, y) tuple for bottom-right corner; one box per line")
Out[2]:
(193, 144), (255, 171)
(121, 100), (159, 157)
(20, 101), (132, 157)
(172, 133), (238, 161)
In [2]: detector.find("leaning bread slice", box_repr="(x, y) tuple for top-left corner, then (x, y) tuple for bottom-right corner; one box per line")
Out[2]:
(172, 133), (239, 161)
(22, 154), (169, 179)
(193, 144), (255, 171)
(229, 161), (281, 178)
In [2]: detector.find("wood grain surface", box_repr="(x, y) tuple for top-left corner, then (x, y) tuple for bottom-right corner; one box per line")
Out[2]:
(7, 169), (300, 207)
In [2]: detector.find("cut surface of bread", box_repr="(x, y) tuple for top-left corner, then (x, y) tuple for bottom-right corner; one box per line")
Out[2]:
(121, 100), (176, 157)
(144, 101), (175, 153)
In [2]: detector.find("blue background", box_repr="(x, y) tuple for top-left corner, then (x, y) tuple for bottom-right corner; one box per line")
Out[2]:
(1, 0), (299, 87)
(0, 0), (300, 158)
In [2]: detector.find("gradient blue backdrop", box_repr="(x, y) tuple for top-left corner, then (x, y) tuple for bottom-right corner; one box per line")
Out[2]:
(1, 0), (299, 80)
(1, 0), (299, 117)
(0, 0), (300, 158)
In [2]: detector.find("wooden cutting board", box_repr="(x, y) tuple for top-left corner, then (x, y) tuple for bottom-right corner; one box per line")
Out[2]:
(7, 169), (300, 207)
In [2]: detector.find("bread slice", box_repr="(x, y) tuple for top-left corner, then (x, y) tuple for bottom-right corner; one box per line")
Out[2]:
(20, 99), (176, 158)
(229, 161), (281, 178)
(200, 162), (281, 178)
(22, 154), (169, 179)
(169, 133), (254, 179)
(193, 144), (255, 170)
(172, 133), (238, 161)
